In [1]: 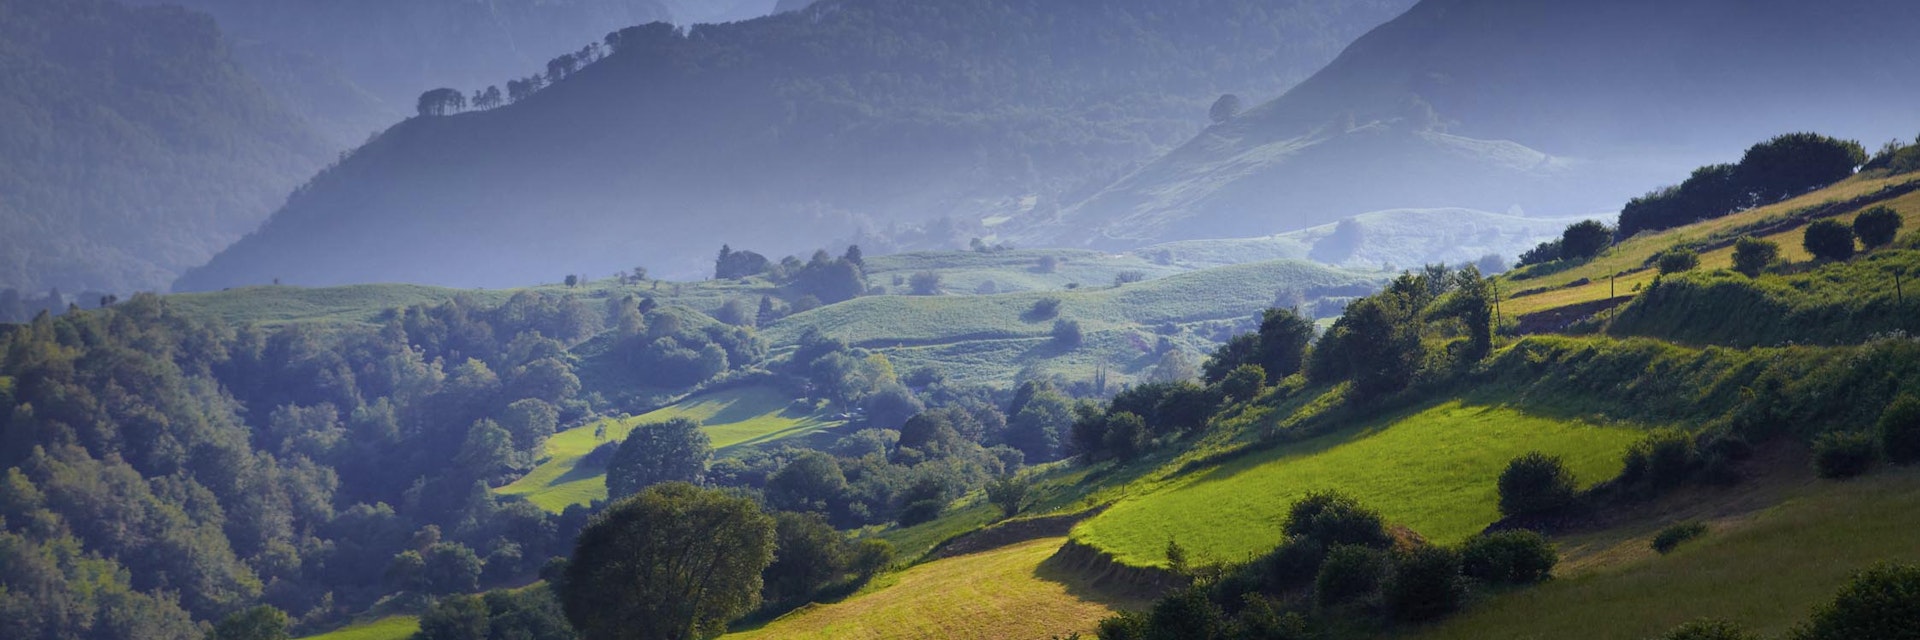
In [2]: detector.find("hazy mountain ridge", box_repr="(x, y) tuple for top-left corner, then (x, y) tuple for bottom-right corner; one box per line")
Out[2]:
(0, 0), (330, 294)
(174, 0), (1419, 292)
(1053, 0), (1920, 248)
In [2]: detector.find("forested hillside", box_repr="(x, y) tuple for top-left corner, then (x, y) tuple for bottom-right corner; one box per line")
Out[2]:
(1055, 0), (1920, 247)
(175, 0), (1416, 291)
(0, 0), (329, 294)
(132, 0), (676, 147)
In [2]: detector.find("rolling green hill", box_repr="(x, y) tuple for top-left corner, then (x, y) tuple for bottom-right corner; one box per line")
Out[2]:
(1143, 208), (1591, 270)
(296, 616), (418, 640)
(1071, 400), (1645, 567)
(498, 385), (844, 512)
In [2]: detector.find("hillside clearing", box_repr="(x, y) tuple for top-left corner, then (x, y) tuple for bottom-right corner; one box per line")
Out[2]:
(1405, 467), (1920, 640)
(724, 537), (1149, 640)
(1072, 401), (1646, 567)
(296, 616), (419, 640)
(498, 385), (843, 512)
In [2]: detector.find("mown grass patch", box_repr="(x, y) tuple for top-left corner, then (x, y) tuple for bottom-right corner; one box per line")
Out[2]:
(1071, 401), (1646, 567)
(498, 385), (843, 512)
(296, 615), (419, 640)
(724, 537), (1149, 640)
(1403, 467), (1920, 640)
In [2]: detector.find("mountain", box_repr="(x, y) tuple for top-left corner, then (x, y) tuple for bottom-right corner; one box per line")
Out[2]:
(131, 0), (678, 147)
(0, 0), (329, 294)
(1049, 0), (1920, 248)
(174, 0), (1418, 292)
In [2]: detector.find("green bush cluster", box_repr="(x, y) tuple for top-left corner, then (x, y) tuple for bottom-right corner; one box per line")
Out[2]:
(1651, 522), (1708, 554)
(1497, 452), (1579, 518)
(1812, 431), (1878, 479)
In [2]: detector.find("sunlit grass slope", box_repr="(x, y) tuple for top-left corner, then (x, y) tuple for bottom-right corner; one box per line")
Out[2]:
(498, 385), (842, 512)
(1406, 468), (1920, 640)
(167, 284), (508, 326)
(1072, 401), (1646, 567)
(1504, 173), (1920, 317)
(296, 616), (419, 640)
(726, 537), (1149, 640)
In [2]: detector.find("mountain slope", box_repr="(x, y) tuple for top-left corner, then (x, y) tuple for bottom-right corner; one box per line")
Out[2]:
(1052, 0), (1920, 247)
(0, 0), (329, 293)
(175, 0), (1417, 291)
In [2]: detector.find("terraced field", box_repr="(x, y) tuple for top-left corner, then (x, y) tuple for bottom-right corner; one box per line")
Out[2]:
(725, 537), (1149, 640)
(296, 616), (418, 640)
(1072, 401), (1647, 567)
(1408, 467), (1920, 640)
(1504, 174), (1920, 318)
(498, 385), (844, 512)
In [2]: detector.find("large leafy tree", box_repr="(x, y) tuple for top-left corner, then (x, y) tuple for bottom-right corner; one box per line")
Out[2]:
(562, 483), (776, 640)
(605, 418), (712, 500)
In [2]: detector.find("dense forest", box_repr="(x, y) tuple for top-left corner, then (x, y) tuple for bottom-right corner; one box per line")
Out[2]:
(0, 0), (328, 295)
(174, 0), (1416, 291)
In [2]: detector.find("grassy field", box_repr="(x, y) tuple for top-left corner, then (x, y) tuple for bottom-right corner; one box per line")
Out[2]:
(863, 249), (1185, 295)
(1405, 467), (1920, 640)
(497, 385), (843, 512)
(1071, 401), (1647, 567)
(1149, 208), (1589, 271)
(1503, 174), (1920, 317)
(167, 284), (509, 326)
(296, 616), (419, 640)
(725, 537), (1150, 640)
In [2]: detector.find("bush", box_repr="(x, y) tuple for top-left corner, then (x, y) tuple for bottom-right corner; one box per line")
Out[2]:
(1497, 452), (1579, 518)
(1651, 522), (1708, 554)
(1657, 248), (1701, 274)
(1051, 319), (1084, 348)
(1731, 237), (1779, 277)
(1878, 395), (1920, 465)
(1027, 296), (1062, 320)
(908, 271), (943, 295)
(1285, 491), (1392, 549)
(1812, 431), (1877, 479)
(1461, 530), (1558, 584)
(1803, 219), (1857, 262)
(1386, 546), (1466, 622)
(1621, 430), (1698, 491)
(1853, 206), (1904, 249)
(1790, 563), (1920, 640)
(1314, 545), (1387, 609)
(897, 499), (944, 526)
(1661, 619), (1761, 640)
(1736, 132), (1867, 203)
(1218, 364), (1267, 403)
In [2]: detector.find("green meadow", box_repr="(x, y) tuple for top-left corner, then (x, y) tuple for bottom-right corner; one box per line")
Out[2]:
(1072, 401), (1647, 567)
(498, 385), (843, 512)
(295, 616), (419, 640)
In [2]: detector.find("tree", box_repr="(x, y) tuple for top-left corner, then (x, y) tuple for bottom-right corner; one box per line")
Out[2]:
(1497, 452), (1578, 518)
(563, 274), (579, 287)
(842, 244), (864, 268)
(1736, 133), (1866, 203)
(1732, 237), (1779, 277)
(1202, 333), (1261, 384)
(1255, 307), (1314, 379)
(417, 88), (466, 117)
(210, 605), (290, 640)
(606, 418), (712, 499)
(416, 594), (489, 640)
(909, 271), (943, 295)
(1209, 94), (1243, 124)
(563, 483), (775, 640)
(1803, 219), (1857, 261)
(1657, 248), (1700, 274)
(1853, 206), (1904, 249)
(1218, 364), (1267, 403)
(1336, 294), (1423, 399)
(1791, 563), (1920, 640)
(423, 542), (483, 594)
(863, 384), (923, 429)
(985, 475), (1030, 519)
(762, 512), (850, 605)
(765, 450), (846, 514)
(1560, 220), (1614, 260)
(1051, 318), (1083, 349)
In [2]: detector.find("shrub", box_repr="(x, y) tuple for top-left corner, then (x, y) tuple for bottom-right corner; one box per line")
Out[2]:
(1661, 619), (1761, 640)
(1517, 238), (1562, 267)
(1146, 587), (1224, 640)
(1622, 430), (1698, 491)
(1803, 219), (1857, 262)
(1736, 132), (1867, 203)
(1790, 563), (1920, 640)
(1560, 220), (1615, 260)
(1285, 492), (1392, 549)
(1657, 248), (1701, 274)
(1732, 237), (1779, 277)
(1261, 537), (1329, 592)
(1386, 546), (1466, 622)
(1314, 545), (1387, 609)
(1651, 522), (1708, 554)
(1461, 530), (1558, 584)
(1812, 431), (1877, 479)
(1028, 296), (1062, 320)
(1218, 364), (1267, 403)
(908, 271), (943, 295)
(1497, 452), (1579, 518)
(1878, 395), (1920, 465)
(897, 499), (944, 526)
(1051, 319), (1084, 348)
(1853, 206), (1904, 249)
(1113, 271), (1147, 287)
